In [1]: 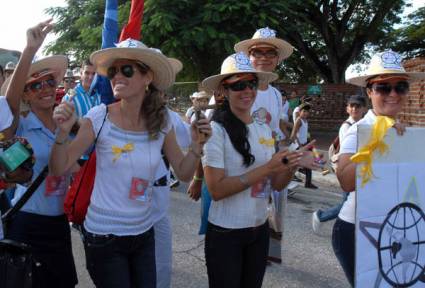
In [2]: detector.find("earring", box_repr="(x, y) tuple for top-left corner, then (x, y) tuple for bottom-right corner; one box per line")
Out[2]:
(145, 85), (149, 92)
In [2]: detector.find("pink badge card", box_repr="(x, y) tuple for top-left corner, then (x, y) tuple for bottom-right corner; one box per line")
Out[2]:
(129, 177), (151, 202)
(251, 179), (268, 198)
(45, 175), (67, 196)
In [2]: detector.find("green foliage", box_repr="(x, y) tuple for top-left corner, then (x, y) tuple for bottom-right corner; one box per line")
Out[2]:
(45, 0), (409, 83)
(391, 7), (425, 58)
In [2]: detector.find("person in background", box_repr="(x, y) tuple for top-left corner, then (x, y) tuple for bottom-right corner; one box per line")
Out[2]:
(62, 59), (100, 118)
(334, 50), (424, 286)
(4, 61), (16, 80)
(2, 20), (78, 288)
(312, 95), (366, 234)
(63, 69), (78, 94)
(288, 90), (300, 119)
(0, 65), (5, 88)
(290, 102), (318, 189)
(185, 91), (211, 124)
(292, 94), (312, 123)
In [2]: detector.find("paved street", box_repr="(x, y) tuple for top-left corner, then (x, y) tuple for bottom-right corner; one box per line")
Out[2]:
(73, 169), (350, 288)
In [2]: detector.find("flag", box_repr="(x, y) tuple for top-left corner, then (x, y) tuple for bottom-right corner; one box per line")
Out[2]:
(119, 0), (144, 41)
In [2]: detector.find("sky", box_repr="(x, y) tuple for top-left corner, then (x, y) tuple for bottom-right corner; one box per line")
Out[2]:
(0, 0), (424, 77)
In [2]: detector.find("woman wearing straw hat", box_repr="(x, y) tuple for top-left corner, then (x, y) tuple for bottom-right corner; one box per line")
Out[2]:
(50, 38), (211, 288)
(335, 50), (425, 287)
(1, 20), (78, 288)
(201, 52), (306, 288)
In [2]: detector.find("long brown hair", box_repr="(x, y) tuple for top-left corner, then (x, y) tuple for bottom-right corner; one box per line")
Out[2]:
(142, 83), (168, 139)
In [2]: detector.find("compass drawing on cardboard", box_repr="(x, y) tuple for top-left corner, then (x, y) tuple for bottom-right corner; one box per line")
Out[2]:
(355, 126), (425, 288)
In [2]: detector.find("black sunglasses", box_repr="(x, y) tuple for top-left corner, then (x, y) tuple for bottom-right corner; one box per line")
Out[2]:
(25, 78), (56, 92)
(107, 63), (149, 80)
(249, 49), (278, 59)
(223, 79), (258, 92)
(372, 81), (409, 95)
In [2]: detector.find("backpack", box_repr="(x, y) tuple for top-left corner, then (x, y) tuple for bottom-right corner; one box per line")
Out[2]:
(328, 121), (352, 172)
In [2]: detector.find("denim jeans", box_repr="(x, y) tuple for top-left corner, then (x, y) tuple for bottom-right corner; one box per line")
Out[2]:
(332, 218), (355, 287)
(318, 192), (348, 222)
(205, 221), (269, 288)
(83, 227), (156, 288)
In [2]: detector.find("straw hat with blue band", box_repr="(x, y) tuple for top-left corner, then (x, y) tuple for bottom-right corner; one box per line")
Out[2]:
(234, 27), (294, 63)
(90, 39), (177, 91)
(347, 50), (425, 87)
(202, 52), (278, 91)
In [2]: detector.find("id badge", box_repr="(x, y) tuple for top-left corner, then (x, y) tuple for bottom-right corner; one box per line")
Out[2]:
(251, 179), (270, 198)
(129, 177), (152, 203)
(45, 175), (67, 196)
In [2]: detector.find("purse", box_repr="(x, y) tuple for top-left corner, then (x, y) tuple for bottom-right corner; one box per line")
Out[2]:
(0, 166), (49, 288)
(64, 107), (108, 224)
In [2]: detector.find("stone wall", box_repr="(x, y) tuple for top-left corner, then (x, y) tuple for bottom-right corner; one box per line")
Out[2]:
(399, 57), (425, 126)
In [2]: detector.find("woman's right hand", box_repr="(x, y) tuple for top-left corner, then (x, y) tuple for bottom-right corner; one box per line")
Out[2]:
(53, 102), (77, 134)
(26, 19), (54, 52)
(266, 150), (303, 174)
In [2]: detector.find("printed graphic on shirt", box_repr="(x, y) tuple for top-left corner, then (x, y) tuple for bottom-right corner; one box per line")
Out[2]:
(252, 107), (272, 125)
(251, 179), (270, 199)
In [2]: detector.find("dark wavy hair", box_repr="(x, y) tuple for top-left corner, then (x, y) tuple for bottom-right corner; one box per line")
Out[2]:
(212, 98), (255, 167)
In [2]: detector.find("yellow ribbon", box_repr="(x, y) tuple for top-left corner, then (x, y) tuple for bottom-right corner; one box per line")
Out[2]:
(350, 116), (395, 187)
(112, 143), (134, 162)
(259, 137), (275, 147)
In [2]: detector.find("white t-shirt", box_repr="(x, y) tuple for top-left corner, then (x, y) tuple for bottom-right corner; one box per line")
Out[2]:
(296, 118), (309, 145)
(338, 110), (376, 224)
(83, 104), (172, 236)
(281, 100), (289, 122)
(338, 116), (355, 141)
(206, 85), (284, 139)
(0, 96), (13, 131)
(292, 106), (300, 123)
(202, 120), (275, 229)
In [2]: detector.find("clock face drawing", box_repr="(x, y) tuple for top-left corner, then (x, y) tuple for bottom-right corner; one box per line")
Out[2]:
(381, 51), (402, 66)
(360, 202), (425, 287)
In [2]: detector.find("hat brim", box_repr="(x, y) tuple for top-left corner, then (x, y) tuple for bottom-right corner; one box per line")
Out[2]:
(347, 71), (425, 87)
(201, 71), (278, 92)
(0, 55), (67, 96)
(90, 47), (175, 91)
(234, 38), (293, 62)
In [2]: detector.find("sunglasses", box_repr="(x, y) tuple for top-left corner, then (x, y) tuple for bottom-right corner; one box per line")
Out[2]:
(107, 63), (149, 80)
(64, 79), (75, 84)
(371, 81), (409, 95)
(249, 49), (278, 59)
(25, 78), (56, 92)
(223, 79), (258, 92)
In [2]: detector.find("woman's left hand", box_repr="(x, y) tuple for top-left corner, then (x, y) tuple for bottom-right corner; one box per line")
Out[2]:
(393, 122), (406, 136)
(191, 118), (212, 145)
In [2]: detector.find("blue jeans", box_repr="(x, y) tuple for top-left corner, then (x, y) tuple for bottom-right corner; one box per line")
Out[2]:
(332, 218), (355, 287)
(205, 221), (269, 288)
(199, 181), (212, 235)
(83, 227), (156, 288)
(318, 192), (348, 222)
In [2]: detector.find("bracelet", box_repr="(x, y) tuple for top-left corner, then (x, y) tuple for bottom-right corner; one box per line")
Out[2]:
(193, 175), (203, 182)
(239, 174), (249, 187)
(188, 145), (203, 158)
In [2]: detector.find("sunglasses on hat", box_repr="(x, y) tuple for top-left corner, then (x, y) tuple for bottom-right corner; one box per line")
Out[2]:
(25, 78), (57, 92)
(371, 81), (409, 95)
(223, 79), (258, 92)
(107, 63), (149, 80)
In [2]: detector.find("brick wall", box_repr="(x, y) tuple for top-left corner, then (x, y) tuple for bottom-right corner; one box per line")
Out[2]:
(399, 57), (425, 126)
(275, 83), (361, 132)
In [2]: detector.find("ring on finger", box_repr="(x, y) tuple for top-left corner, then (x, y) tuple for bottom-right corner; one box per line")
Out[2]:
(282, 157), (289, 165)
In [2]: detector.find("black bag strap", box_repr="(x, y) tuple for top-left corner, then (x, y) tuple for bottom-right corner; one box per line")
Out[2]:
(1, 165), (48, 223)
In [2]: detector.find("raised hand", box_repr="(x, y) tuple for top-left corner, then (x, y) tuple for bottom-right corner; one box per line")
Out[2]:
(53, 102), (77, 134)
(26, 19), (54, 52)
(191, 118), (212, 145)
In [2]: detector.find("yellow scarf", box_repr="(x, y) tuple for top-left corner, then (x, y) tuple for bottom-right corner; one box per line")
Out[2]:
(112, 143), (134, 162)
(350, 116), (395, 187)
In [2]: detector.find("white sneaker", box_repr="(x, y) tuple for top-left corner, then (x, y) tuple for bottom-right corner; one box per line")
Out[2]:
(312, 210), (322, 235)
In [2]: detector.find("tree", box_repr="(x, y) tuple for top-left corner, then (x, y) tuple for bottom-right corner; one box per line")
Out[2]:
(45, 0), (407, 83)
(391, 6), (425, 59)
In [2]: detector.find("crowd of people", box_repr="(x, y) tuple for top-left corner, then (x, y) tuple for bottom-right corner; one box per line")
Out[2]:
(0, 19), (424, 288)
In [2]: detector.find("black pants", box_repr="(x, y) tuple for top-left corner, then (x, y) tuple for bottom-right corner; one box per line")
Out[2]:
(205, 221), (269, 288)
(83, 227), (156, 288)
(332, 218), (355, 287)
(7, 211), (78, 288)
